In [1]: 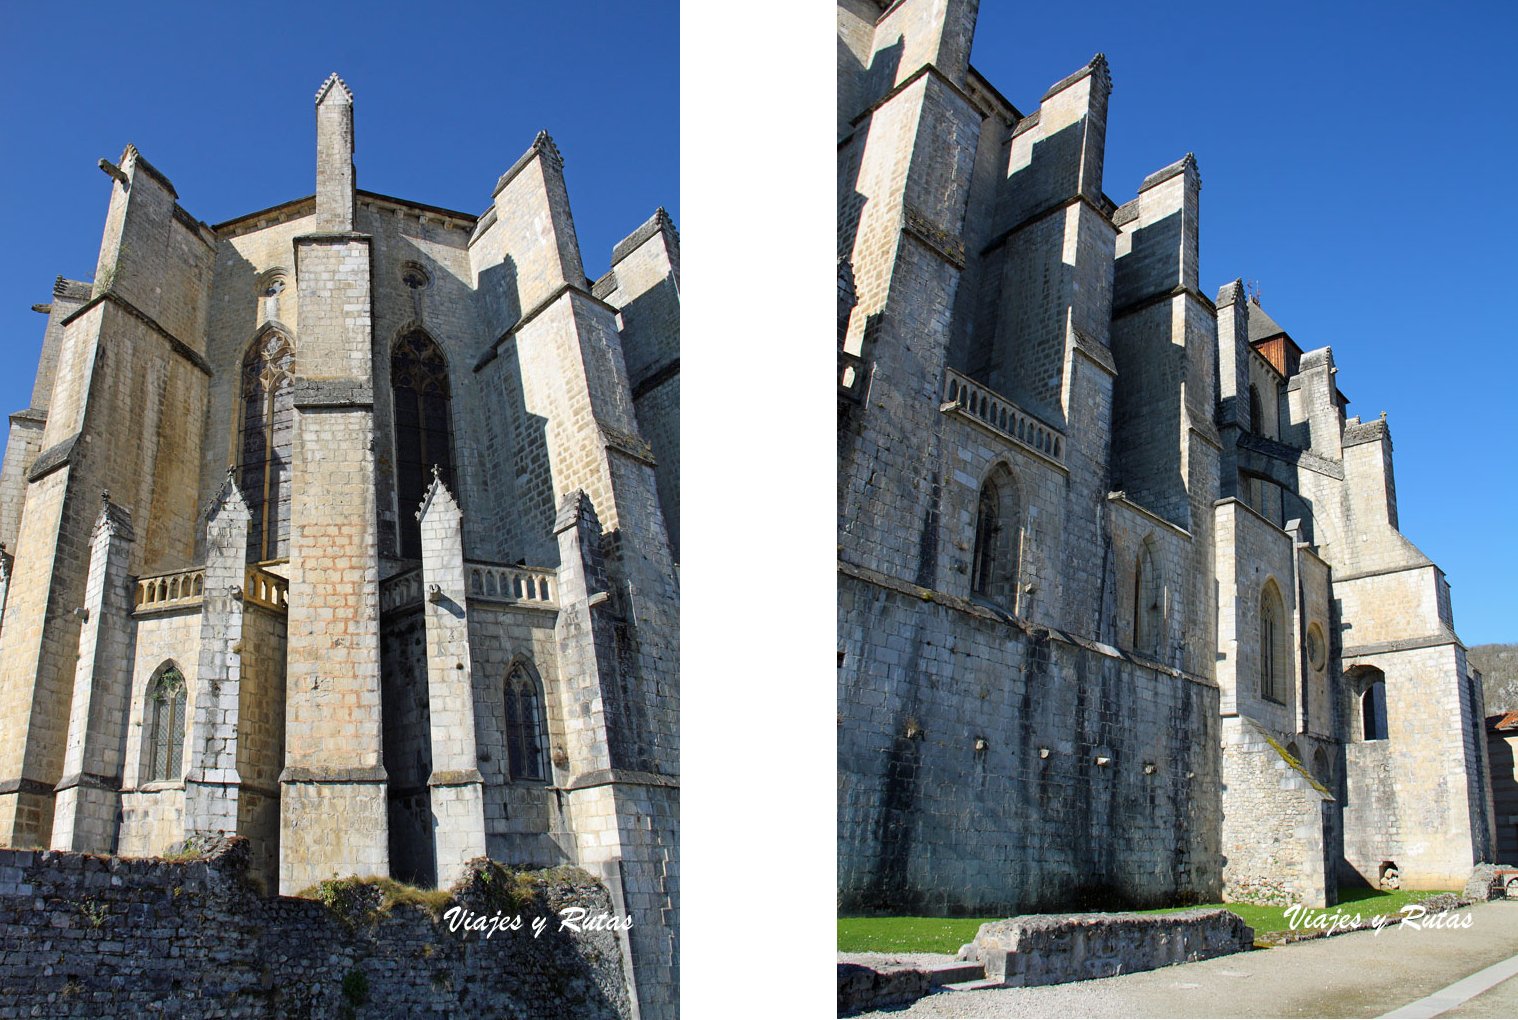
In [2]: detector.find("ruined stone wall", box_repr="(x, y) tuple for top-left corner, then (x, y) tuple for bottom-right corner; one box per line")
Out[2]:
(838, 569), (1221, 914)
(0, 840), (630, 1018)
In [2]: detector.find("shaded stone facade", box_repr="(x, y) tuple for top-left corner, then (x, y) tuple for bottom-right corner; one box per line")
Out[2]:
(0, 74), (678, 1018)
(837, 0), (1491, 916)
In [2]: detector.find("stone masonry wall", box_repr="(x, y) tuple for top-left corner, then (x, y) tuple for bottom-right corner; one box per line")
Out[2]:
(468, 606), (567, 867)
(1219, 717), (1334, 907)
(838, 570), (1221, 914)
(1343, 642), (1484, 887)
(0, 838), (630, 1018)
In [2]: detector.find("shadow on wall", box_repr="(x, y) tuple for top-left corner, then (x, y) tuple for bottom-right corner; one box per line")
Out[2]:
(1109, 209), (1185, 522)
(957, 119), (1091, 430)
(487, 338), (555, 567)
(838, 35), (902, 265)
(1489, 733), (1518, 865)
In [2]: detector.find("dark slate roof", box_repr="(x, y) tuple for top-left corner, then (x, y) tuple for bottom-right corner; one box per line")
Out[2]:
(1247, 301), (1289, 344)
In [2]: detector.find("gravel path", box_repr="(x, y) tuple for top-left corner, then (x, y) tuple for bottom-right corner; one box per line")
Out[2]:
(848, 901), (1518, 1019)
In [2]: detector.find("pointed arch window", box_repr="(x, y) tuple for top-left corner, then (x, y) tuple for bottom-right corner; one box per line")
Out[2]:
(1134, 540), (1161, 656)
(970, 464), (1021, 610)
(392, 331), (454, 560)
(240, 330), (294, 562)
(147, 664), (187, 783)
(504, 662), (547, 782)
(1260, 580), (1288, 703)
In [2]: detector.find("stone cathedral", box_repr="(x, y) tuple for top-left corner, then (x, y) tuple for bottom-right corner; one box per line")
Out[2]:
(838, 0), (1493, 917)
(0, 75), (678, 1018)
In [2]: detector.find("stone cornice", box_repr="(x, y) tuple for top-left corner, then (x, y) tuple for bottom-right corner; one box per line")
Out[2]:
(0, 777), (54, 797)
(59, 292), (213, 377)
(1106, 491), (1192, 540)
(54, 771), (121, 794)
(1111, 283), (1217, 323)
(279, 766), (388, 784)
(1342, 632), (1462, 659)
(841, 63), (983, 145)
(26, 434), (79, 483)
(901, 204), (966, 268)
(1237, 431), (1344, 481)
(1332, 561), (1435, 584)
(566, 768), (678, 792)
(980, 193), (1116, 259)
(472, 283), (619, 373)
(631, 358), (679, 401)
(600, 424), (656, 467)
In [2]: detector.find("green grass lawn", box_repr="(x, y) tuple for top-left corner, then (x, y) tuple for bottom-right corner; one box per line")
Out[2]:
(837, 887), (1455, 954)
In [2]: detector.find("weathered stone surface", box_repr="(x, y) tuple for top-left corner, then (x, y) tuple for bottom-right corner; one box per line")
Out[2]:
(968, 909), (1254, 987)
(836, 0), (1489, 920)
(0, 838), (630, 1017)
(837, 961), (933, 1017)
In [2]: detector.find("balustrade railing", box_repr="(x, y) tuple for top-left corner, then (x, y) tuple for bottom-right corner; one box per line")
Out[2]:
(467, 563), (556, 607)
(134, 567), (205, 612)
(380, 567), (423, 614)
(382, 562), (559, 613)
(942, 368), (1065, 465)
(244, 566), (288, 612)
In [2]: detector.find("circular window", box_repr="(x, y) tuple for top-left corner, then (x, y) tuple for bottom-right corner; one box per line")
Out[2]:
(401, 263), (431, 290)
(1306, 623), (1327, 671)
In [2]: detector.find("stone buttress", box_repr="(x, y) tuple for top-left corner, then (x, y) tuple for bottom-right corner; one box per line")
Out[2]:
(279, 74), (389, 892)
(0, 141), (212, 847)
(50, 495), (135, 851)
(416, 473), (487, 888)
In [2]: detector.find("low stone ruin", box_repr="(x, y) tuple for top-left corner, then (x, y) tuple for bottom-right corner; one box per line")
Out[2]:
(962, 908), (1255, 987)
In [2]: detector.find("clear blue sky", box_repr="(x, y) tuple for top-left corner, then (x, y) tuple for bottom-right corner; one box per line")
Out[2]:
(0, 0), (678, 396)
(965, 1), (1517, 646)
